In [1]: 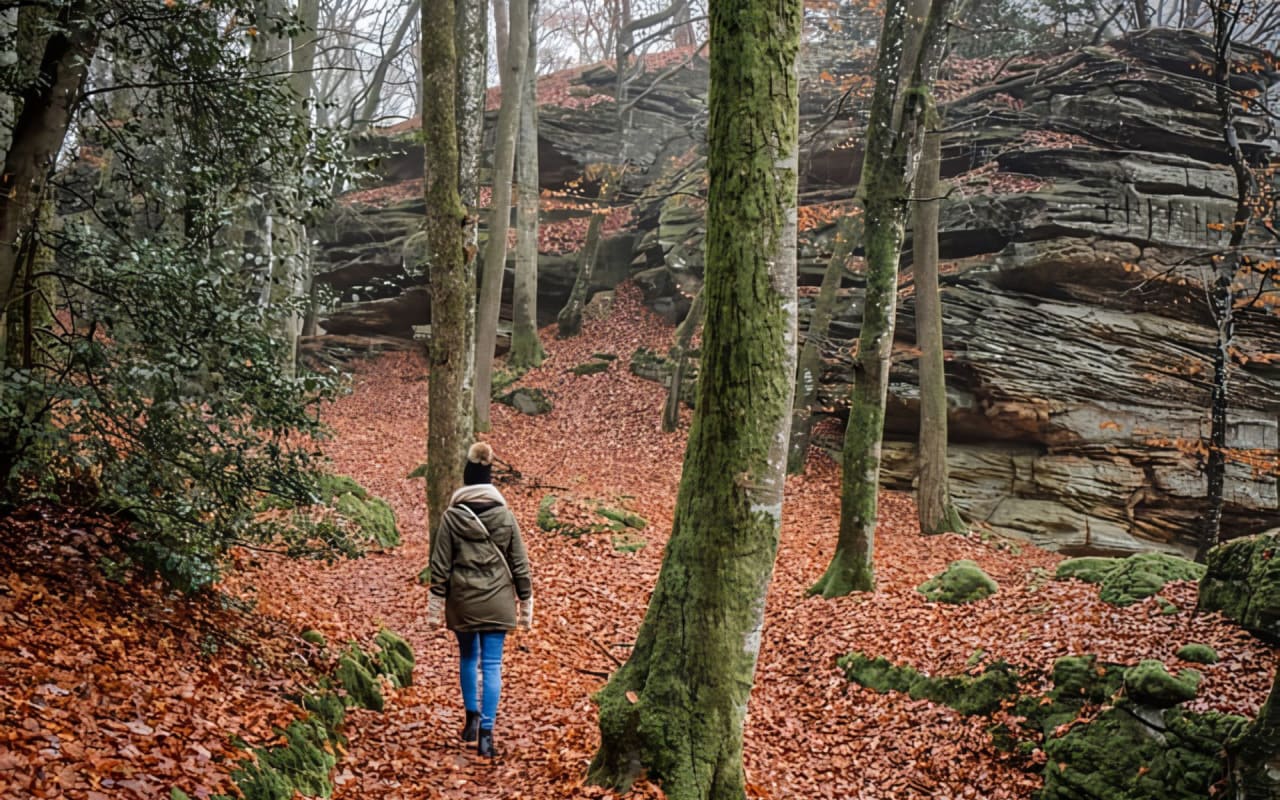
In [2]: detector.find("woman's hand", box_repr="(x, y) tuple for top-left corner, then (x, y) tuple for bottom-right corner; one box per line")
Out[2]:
(426, 593), (445, 627)
(517, 596), (534, 630)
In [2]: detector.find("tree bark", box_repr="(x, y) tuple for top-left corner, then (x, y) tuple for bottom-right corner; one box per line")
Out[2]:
(1198, 0), (1254, 560)
(423, 0), (471, 536)
(662, 287), (703, 433)
(493, 0), (510, 80)
(787, 212), (861, 474)
(556, 175), (612, 338)
(809, 0), (958, 598)
(588, 0), (800, 795)
(473, 0), (529, 430)
(0, 1), (96, 320)
(913, 97), (965, 534)
(509, 0), (544, 369)
(455, 0), (487, 446)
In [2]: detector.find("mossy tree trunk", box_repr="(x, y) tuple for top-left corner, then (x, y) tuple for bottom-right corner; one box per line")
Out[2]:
(473, 0), (528, 430)
(587, 0), (800, 795)
(1226, 655), (1280, 798)
(556, 172), (614, 337)
(454, 0), (487, 449)
(787, 211), (861, 473)
(0, 0), (96, 330)
(912, 98), (965, 534)
(662, 287), (703, 433)
(809, 0), (960, 598)
(423, 0), (470, 536)
(509, 0), (544, 369)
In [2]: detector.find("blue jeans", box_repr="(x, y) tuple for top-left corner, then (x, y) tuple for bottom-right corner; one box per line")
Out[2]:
(455, 630), (507, 729)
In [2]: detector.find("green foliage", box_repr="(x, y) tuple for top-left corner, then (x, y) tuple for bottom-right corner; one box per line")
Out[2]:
(0, 0), (361, 593)
(1056, 553), (1205, 607)
(1199, 531), (1280, 642)
(918, 559), (998, 604)
(1175, 643), (1219, 664)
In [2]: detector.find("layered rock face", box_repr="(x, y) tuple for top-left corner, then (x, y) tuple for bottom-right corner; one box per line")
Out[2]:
(314, 30), (1280, 555)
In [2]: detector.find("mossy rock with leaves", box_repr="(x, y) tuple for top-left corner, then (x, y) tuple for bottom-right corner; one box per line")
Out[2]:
(1040, 704), (1246, 800)
(1123, 660), (1201, 707)
(1199, 530), (1280, 642)
(1175, 643), (1218, 664)
(374, 629), (415, 688)
(332, 490), (400, 548)
(498, 386), (553, 415)
(1056, 552), (1204, 607)
(570, 359), (612, 375)
(838, 652), (1019, 716)
(336, 646), (384, 711)
(918, 560), (998, 604)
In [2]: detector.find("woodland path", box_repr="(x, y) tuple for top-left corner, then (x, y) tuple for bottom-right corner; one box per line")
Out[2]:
(238, 284), (1274, 799)
(4, 285), (1269, 800)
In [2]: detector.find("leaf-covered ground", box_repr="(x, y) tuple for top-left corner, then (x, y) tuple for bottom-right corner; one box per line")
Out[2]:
(1, 283), (1274, 799)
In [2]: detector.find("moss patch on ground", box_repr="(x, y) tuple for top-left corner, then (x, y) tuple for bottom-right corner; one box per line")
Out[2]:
(537, 494), (647, 538)
(1175, 643), (1218, 664)
(841, 651), (1246, 800)
(918, 560), (998, 604)
(838, 652), (1019, 716)
(1055, 552), (1205, 607)
(1199, 530), (1280, 643)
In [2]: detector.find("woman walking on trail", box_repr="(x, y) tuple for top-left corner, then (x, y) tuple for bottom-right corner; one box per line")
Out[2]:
(426, 442), (534, 758)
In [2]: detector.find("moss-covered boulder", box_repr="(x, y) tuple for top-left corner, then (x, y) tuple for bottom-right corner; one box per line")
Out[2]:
(333, 491), (400, 548)
(1056, 552), (1204, 607)
(570, 358), (612, 375)
(498, 386), (553, 415)
(1040, 706), (1247, 800)
(918, 560), (998, 604)
(336, 647), (384, 711)
(1199, 530), (1280, 642)
(1055, 556), (1121, 584)
(1049, 654), (1126, 704)
(1175, 643), (1218, 664)
(838, 652), (1019, 716)
(596, 506), (647, 530)
(300, 629), (327, 647)
(1123, 660), (1201, 707)
(374, 629), (415, 688)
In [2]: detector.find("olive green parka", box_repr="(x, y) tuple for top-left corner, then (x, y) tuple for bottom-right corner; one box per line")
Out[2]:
(428, 484), (532, 632)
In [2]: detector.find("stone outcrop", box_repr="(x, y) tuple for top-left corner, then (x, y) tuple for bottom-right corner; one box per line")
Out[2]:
(314, 29), (1280, 555)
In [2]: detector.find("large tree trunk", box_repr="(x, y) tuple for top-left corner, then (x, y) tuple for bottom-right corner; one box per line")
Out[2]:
(473, 0), (529, 430)
(809, 0), (958, 598)
(1225, 655), (1280, 798)
(454, 0), (487, 447)
(509, 0), (544, 369)
(0, 0), (96, 323)
(787, 212), (861, 473)
(587, 0), (800, 795)
(913, 99), (965, 534)
(423, 0), (471, 536)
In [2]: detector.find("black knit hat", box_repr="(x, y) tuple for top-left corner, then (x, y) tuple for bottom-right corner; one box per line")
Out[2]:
(463, 442), (493, 485)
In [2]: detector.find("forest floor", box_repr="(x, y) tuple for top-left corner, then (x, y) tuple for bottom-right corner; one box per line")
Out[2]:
(1, 283), (1275, 800)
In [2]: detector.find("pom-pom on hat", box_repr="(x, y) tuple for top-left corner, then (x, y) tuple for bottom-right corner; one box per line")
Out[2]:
(463, 442), (493, 485)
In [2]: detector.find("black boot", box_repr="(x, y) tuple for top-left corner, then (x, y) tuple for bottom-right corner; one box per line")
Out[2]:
(461, 710), (480, 743)
(476, 728), (495, 758)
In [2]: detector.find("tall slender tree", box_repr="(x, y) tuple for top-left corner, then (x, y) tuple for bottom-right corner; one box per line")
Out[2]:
(473, 0), (530, 429)
(587, 0), (801, 795)
(509, 0), (545, 368)
(455, 0), (488, 448)
(913, 94), (965, 534)
(424, 0), (471, 535)
(809, 0), (961, 597)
